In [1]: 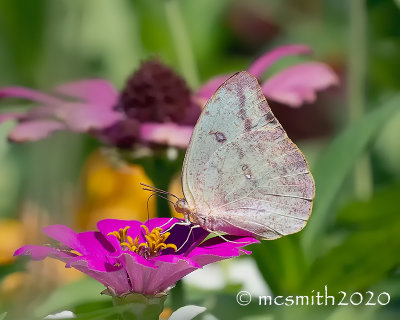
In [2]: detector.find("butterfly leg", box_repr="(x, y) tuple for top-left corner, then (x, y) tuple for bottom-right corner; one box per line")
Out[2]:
(176, 224), (202, 252)
(158, 217), (185, 230)
(161, 218), (191, 234)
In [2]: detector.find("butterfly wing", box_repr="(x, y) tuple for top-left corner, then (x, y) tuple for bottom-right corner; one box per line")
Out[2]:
(182, 71), (314, 239)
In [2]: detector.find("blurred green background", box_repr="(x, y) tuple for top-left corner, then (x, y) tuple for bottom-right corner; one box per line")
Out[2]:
(1, 0), (400, 319)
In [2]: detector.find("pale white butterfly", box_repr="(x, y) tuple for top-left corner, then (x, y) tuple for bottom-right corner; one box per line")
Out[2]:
(145, 71), (315, 240)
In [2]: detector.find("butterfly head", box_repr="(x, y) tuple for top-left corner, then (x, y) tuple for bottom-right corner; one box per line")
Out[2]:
(174, 198), (192, 215)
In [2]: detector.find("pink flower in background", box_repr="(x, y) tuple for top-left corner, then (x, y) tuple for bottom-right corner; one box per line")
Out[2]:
(0, 46), (338, 148)
(196, 44), (338, 108)
(0, 60), (197, 149)
(14, 218), (258, 296)
(0, 80), (123, 142)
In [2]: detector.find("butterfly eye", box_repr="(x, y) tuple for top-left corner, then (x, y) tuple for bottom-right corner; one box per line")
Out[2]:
(174, 199), (188, 214)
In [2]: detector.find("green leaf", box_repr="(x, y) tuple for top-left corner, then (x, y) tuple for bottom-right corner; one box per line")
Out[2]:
(305, 183), (400, 292)
(302, 95), (400, 257)
(0, 312), (7, 320)
(251, 234), (308, 295)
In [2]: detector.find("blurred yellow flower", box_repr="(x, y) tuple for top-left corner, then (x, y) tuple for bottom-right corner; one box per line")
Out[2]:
(168, 173), (185, 220)
(0, 219), (23, 264)
(76, 150), (156, 230)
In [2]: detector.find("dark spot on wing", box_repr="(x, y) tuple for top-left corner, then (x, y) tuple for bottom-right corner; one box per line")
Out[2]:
(209, 131), (227, 143)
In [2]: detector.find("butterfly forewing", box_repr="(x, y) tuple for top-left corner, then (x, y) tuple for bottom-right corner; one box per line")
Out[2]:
(182, 71), (314, 239)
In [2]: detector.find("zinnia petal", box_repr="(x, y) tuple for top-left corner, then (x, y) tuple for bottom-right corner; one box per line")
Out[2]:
(14, 245), (75, 262)
(261, 62), (339, 107)
(248, 44), (313, 78)
(67, 257), (132, 295)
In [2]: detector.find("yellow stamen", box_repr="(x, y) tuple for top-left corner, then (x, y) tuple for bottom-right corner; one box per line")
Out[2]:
(107, 224), (177, 258)
(107, 226), (130, 243)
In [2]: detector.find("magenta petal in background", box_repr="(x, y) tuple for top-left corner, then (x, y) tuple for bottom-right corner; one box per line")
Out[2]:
(54, 79), (119, 107)
(248, 44), (313, 78)
(0, 87), (61, 105)
(261, 62), (339, 107)
(140, 123), (194, 149)
(8, 120), (66, 142)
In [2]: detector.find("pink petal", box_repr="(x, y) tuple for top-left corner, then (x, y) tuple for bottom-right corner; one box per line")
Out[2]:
(145, 257), (199, 295)
(187, 236), (259, 266)
(195, 75), (231, 101)
(261, 62), (339, 107)
(58, 102), (123, 132)
(54, 79), (119, 107)
(0, 87), (61, 105)
(121, 252), (197, 295)
(140, 123), (194, 148)
(0, 113), (23, 123)
(8, 119), (66, 142)
(43, 225), (82, 251)
(14, 245), (74, 262)
(68, 258), (132, 295)
(248, 44), (313, 78)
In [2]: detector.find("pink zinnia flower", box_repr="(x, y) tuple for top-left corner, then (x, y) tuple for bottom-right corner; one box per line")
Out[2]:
(14, 218), (258, 296)
(196, 44), (338, 108)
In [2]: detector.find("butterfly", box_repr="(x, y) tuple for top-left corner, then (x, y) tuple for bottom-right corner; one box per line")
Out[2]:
(146, 71), (315, 240)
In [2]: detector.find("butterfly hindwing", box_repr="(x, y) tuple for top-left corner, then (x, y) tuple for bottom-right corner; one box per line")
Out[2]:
(182, 71), (314, 239)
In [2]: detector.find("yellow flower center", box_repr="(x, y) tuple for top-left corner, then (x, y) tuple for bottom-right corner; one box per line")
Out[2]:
(107, 225), (177, 258)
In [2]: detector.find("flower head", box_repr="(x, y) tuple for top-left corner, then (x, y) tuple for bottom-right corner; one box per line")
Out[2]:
(0, 60), (198, 149)
(0, 45), (337, 149)
(14, 218), (258, 296)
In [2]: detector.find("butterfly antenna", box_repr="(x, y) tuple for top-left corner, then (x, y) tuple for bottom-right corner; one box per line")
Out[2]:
(146, 193), (159, 230)
(209, 230), (249, 245)
(140, 183), (179, 200)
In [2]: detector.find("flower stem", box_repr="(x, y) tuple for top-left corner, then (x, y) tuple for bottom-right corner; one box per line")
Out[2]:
(112, 293), (167, 320)
(171, 280), (185, 311)
(164, 0), (200, 88)
(348, 0), (373, 199)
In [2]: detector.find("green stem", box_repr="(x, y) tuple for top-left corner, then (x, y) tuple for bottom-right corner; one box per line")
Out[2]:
(112, 293), (167, 320)
(171, 280), (185, 311)
(164, 0), (200, 88)
(348, 0), (373, 199)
